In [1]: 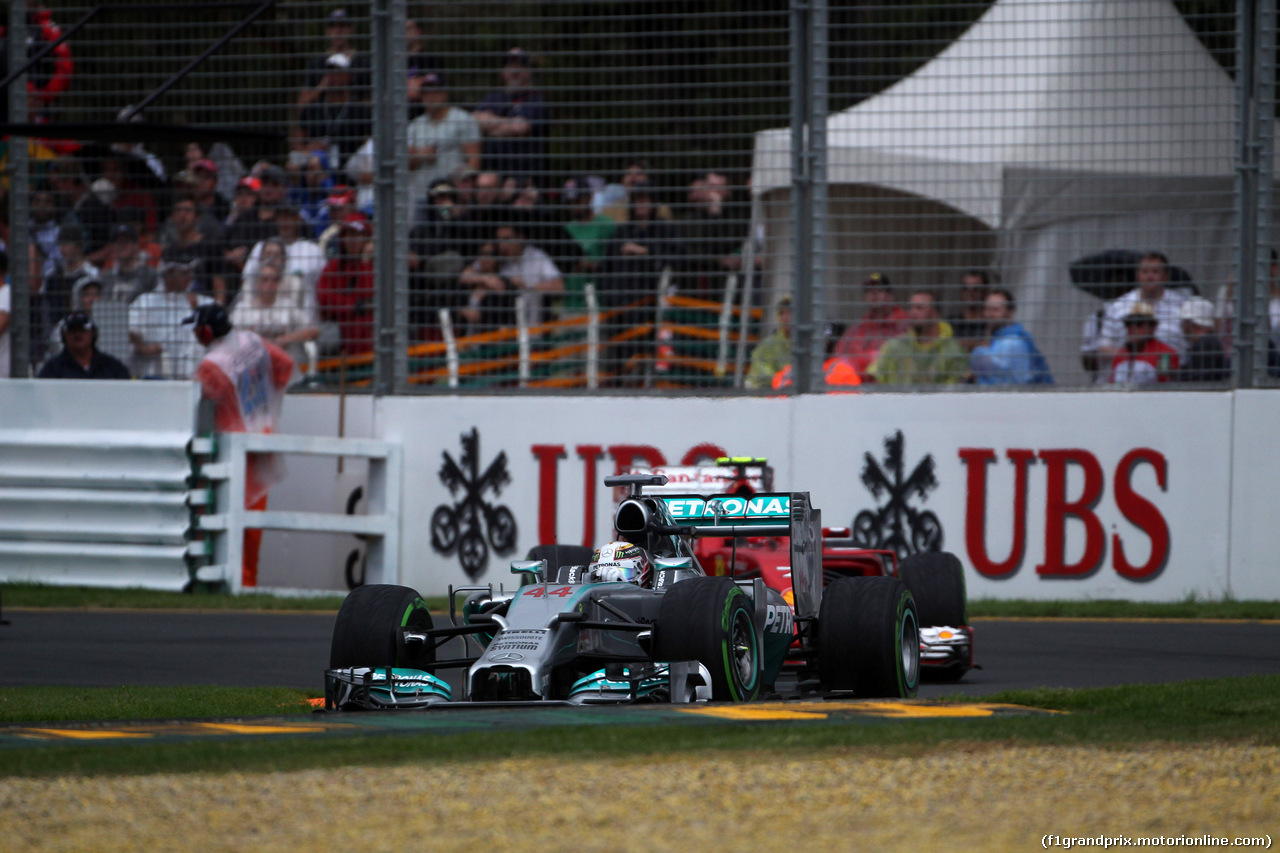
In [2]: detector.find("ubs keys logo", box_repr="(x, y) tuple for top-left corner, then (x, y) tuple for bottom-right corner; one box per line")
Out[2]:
(852, 430), (943, 560)
(431, 428), (518, 579)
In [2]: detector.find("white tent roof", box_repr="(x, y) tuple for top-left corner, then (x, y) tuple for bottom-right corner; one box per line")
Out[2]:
(751, 0), (1244, 229)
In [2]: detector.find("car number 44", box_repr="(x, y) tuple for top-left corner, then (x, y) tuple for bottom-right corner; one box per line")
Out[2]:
(524, 586), (575, 598)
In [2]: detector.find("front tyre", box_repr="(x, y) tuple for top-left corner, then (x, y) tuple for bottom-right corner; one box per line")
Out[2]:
(654, 577), (761, 702)
(819, 576), (919, 699)
(330, 584), (435, 671)
(899, 550), (967, 627)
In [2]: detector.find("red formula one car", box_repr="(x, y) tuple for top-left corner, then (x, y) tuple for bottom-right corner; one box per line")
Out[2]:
(625, 457), (974, 682)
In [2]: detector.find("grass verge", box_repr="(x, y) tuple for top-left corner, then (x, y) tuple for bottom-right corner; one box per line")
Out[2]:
(1, 675), (1276, 778)
(6, 583), (1280, 620)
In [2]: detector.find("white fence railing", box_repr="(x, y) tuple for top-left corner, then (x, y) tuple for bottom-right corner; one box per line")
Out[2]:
(194, 432), (402, 594)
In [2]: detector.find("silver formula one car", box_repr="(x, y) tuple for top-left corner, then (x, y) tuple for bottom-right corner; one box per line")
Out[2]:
(324, 473), (921, 709)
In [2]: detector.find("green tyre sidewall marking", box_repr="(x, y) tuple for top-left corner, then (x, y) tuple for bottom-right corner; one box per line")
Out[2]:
(720, 587), (760, 702)
(896, 588), (920, 698)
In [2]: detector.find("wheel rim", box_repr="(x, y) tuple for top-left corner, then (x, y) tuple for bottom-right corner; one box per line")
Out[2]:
(900, 606), (920, 688)
(730, 607), (758, 691)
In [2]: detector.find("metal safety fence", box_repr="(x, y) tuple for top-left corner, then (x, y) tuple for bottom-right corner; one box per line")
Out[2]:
(1, 0), (1275, 392)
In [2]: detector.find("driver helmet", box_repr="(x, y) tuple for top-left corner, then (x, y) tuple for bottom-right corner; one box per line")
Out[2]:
(589, 541), (651, 586)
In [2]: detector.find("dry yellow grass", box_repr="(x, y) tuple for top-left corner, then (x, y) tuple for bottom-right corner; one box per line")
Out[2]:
(2, 743), (1277, 852)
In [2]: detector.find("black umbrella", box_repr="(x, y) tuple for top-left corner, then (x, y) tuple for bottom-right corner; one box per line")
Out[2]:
(1069, 249), (1199, 300)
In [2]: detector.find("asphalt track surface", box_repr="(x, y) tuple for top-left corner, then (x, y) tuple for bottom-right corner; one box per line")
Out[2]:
(3, 610), (1279, 698)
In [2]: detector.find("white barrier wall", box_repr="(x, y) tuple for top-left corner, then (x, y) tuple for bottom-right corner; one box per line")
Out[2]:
(363, 392), (1251, 601)
(6, 380), (1278, 601)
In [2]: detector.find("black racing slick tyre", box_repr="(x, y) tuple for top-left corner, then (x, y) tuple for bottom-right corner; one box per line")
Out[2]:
(899, 551), (967, 627)
(329, 584), (435, 671)
(819, 576), (920, 699)
(654, 577), (762, 702)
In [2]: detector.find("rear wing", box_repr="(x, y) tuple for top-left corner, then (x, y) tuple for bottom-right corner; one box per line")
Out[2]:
(659, 491), (824, 618)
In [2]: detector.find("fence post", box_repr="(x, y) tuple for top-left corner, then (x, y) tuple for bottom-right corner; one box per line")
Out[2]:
(7, 0), (29, 378)
(372, 0), (407, 395)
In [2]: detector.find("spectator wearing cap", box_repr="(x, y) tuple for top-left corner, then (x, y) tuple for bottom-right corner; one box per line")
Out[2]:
(37, 312), (131, 379)
(867, 288), (968, 386)
(225, 176), (262, 230)
(1177, 297), (1229, 382)
(1096, 252), (1188, 360)
(49, 156), (119, 268)
(316, 215), (376, 354)
(1110, 300), (1179, 385)
(190, 159), (231, 227)
(407, 71), (481, 212)
(474, 47), (549, 184)
(409, 180), (474, 329)
(100, 224), (157, 304)
(830, 273), (908, 379)
(189, 302), (295, 588)
(128, 249), (215, 379)
(970, 288), (1053, 385)
(35, 222), (101, 364)
(604, 179), (682, 309)
(298, 50), (373, 170)
(404, 18), (443, 107)
(561, 176), (617, 314)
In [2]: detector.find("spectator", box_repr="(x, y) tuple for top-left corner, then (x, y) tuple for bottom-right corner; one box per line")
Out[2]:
(100, 157), (160, 239)
(188, 302), (295, 588)
(254, 163), (290, 227)
(159, 196), (226, 303)
(242, 209), (324, 316)
(37, 311), (130, 379)
(190, 158), (230, 226)
(30, 185), (62, 276)
(561, 175), (617, 313)
(36, 222), (100, 362)
(49, 157), (118, 267)
(410, 180), (472, 329)
(495, 222), (562, 327)
(298, 51), (372, 170)
(830, 272), (907, 379)
(224, 176), (261, 230)
(604, 179), (682, 310)
(1177, 297), (1229, 382)
(0, 251), (10, 378)
(681, 171), (749, 295)
(473, 47), (549, 184)
(407, 72), (481, 212)
(299, 7), (366, 98)
(458, 241), (510, 332)
(404, 18), (443, 119)
(316, 215), (375, 354)
(745, 296), (792, 390)
(229, 260), (319, 367)
(1109, 301), (1179, 385)
(128, 250), (214, 379)
(970, 288), (1053, 385)
(948, 269), (992, 352)
(867, 288), (967, 385)
(1095, 252), (1188, 360)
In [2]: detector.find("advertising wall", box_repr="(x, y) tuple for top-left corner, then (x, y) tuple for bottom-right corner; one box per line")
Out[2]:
(251, 389), (1278, 602)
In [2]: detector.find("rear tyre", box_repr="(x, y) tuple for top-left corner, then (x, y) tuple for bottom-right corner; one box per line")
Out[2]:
(330, 584), (435, 671)
(654, 577), (761, 702)
(819, 576), (919, 699)
(899, 551), (967, 627)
